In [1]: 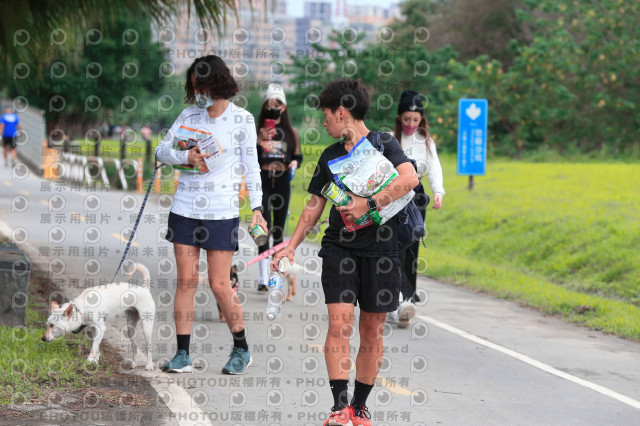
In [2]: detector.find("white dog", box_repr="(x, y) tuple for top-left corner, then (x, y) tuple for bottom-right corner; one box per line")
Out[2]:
(42, 263), (155, 370)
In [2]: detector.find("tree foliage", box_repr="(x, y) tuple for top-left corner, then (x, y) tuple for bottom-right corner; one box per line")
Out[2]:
(290, 0), (640, 156)
(501, 0), (640, 153)
(8, 14), (167, 135)
(0, 0), (243, 81)
(288, 32), (462, 146)
(390, 0), (530, 66)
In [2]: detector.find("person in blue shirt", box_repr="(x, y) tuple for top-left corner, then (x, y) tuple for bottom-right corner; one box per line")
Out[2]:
(1, 108), (21, 167)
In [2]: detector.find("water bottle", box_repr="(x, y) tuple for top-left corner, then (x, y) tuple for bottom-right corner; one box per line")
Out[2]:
(266, 270), (284, 320)
(289, 162), (297, 181)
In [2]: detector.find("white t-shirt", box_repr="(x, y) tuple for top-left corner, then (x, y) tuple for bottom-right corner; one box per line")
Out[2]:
(398, 131), (445, 197)
(155, 104), (262, 219)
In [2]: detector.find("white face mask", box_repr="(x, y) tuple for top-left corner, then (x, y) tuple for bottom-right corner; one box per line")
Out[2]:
(195, 93), (214, 108)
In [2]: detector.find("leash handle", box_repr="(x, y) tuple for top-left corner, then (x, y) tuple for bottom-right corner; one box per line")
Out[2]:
(110, 162), (165, 283)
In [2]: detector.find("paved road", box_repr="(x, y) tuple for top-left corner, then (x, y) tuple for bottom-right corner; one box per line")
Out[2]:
(2, 161), (640, 426)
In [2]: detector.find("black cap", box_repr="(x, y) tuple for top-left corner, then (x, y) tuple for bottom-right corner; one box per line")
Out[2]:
(398, 90), (424, 115)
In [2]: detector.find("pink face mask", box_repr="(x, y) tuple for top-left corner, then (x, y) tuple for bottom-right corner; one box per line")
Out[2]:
(402, 124), (419, 136)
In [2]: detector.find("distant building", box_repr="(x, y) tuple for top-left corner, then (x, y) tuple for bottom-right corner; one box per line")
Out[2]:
(295, 1), (337, 56)
(163, 0), (296, 89)
(160, 0), (401, 90)
(346, 3), (401, 48)
(305, 1), (333, 23)
(293, 1), (401, 53)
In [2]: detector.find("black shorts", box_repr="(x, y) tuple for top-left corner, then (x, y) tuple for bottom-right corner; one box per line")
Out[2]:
(319, 244), (401, 313)
(3, 137), (15, 148)
(166, 212), (239, 251)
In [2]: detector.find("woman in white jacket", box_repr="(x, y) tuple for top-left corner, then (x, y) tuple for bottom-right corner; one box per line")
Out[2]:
(389, 90), (445, 328)
(155, 55), (267, 374)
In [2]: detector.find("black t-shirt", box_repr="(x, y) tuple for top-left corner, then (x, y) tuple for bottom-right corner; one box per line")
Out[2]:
(307, 131), (411, 256)
(257, 123), (291, 166)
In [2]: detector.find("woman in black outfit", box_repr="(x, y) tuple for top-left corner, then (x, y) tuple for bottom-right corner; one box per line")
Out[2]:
(256, 83), (302, 291)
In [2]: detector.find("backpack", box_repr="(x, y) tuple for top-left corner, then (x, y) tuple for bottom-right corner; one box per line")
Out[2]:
(369, 132), (428, 251)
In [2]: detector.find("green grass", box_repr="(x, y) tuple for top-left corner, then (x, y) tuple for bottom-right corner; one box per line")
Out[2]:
(0, 296), (100, 405)
(425, 156), (640, 338)
(244, 146), (640, 340)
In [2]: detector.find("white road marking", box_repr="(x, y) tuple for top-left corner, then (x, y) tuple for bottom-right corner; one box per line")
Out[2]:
(416, 314), (640, 411)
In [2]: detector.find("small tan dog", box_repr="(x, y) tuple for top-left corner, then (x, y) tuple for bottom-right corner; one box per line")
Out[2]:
(285, 273), (297, 301)
(281, 259), (302, 302)
(42, 263), (155, 370)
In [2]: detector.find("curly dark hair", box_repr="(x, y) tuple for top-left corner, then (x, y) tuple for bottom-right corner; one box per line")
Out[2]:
(317, 78), (371, 120)
(184, 55), (239, 104)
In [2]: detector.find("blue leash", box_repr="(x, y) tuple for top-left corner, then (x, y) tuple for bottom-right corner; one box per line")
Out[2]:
(110, 162), (166, 283)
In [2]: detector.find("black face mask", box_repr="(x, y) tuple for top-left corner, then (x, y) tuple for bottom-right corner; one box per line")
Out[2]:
(264, 108), (282, 120)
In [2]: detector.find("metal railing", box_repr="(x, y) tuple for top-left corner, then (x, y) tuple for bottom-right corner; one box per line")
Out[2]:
(57, 152), (139, 190)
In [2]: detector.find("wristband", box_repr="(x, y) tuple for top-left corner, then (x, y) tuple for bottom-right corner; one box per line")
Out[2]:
(291, 153), (303, 164)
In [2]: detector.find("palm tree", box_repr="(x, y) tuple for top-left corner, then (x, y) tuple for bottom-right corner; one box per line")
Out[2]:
(0, 0), (250, 81)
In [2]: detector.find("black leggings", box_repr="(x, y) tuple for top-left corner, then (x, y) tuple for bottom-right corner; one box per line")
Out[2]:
(259, 169), (291, 254)
(399, 185), (429, 303)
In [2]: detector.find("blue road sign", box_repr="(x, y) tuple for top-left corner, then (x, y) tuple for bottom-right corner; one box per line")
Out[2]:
(457, 98), (488, 175)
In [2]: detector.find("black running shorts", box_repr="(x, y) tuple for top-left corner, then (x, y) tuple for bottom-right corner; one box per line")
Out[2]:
(318, 244), (401, 313)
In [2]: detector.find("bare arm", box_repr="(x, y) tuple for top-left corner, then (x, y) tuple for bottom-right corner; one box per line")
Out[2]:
(271, 195), (327, 270)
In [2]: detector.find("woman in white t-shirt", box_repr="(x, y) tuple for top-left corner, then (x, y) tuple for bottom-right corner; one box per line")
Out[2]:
(388, 90), (445, 328)
(155, 55), (267, 374)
